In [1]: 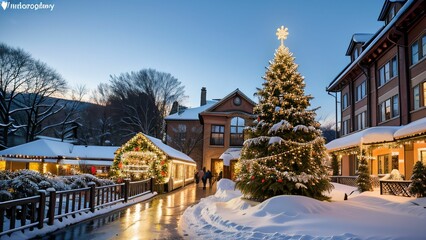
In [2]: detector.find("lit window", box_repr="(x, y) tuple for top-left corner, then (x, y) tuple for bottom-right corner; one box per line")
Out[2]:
(230, 117), (245, 146)
(210, 125), (224, 145)
(423, 82), (426, 107)
(421, 150), (426, 166)
(379, 95), (399, 122)
(414, 85), (420, 110)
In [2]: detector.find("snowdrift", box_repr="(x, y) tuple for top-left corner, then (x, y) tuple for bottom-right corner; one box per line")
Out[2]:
(179, 179), (426, 239)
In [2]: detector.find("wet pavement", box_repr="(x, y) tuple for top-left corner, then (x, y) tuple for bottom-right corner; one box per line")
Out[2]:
(36, 183), (216, 240)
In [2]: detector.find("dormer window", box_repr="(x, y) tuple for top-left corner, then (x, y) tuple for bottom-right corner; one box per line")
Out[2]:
(386, 5), (396, 24)
(352, 47), (360, 61)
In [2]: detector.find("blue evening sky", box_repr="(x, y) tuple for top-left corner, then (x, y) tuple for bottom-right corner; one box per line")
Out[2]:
(1, 0), (384, 122)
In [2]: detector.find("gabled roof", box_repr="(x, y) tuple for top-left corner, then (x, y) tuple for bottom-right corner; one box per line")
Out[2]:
(0, 139), (119, 160)
(327, 0), (415, 92)
(345, 33), (374, 56)
(165, 100), (218, 121)
(143, 134), (195, 163)
(202, 88), (256, 113)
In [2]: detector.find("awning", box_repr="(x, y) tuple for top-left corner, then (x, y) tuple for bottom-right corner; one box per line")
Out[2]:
(394, 117), (426, 139)
(326, 126), (400, 152)
(219, 148), (241, 166)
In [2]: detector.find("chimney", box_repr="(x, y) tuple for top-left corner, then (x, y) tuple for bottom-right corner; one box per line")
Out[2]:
(170, 101), (179, 115)
(200, 87), (207, 106)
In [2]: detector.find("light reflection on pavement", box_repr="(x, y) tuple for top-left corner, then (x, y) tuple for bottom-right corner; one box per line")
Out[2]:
(36, 183), (216, 240)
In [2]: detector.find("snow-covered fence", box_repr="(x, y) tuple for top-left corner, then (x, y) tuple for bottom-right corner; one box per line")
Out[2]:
(128, 178), (154, 201)
(379, 180), (412, 197)
(0, 191), (45, 236)
(0, 178), (154, 237)
(47, 185), (93, 225)
(95, 183), (124, 209)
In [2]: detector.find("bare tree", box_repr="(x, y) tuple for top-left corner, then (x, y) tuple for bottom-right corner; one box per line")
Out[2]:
(108, 69), (185, 139)
(0, 43), (32, 148)
(14, 60), (68, 142)
(54, 85), (88, 141)
(166, 124), (203, 156)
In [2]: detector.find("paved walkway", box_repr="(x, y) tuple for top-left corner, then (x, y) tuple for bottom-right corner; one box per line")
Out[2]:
(37, 183), (216, 240)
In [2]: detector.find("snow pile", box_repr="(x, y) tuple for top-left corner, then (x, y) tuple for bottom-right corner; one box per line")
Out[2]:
(180, 181), (426, 239)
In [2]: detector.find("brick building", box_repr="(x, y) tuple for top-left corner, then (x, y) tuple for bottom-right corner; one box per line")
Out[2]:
(326, 0), (426, 178)
(165, 88), (256, 179)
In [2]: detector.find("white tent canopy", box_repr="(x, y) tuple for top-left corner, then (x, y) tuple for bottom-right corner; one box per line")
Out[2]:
(219, 148), (241, 166)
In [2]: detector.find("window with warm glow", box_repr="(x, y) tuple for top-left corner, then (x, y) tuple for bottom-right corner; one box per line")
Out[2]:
(210, 125), (224, 145)
(230, 117), (245, 146)
(378, 95), (399, 123)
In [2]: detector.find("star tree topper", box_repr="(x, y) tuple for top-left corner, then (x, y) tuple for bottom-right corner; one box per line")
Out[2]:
(276, 26), (289, 47)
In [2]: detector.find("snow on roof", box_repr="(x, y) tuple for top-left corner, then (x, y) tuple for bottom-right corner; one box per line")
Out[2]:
(219, 148), (241, 166)
(326, 126), (400, 151)
(328, 0), (414, 91)
(0, 139), (119, 160)
(165, 100), (217, 120)
(352, 33), (374, 43)
(0, 139), (73, 158)
(143, 134), (195, 164)
(394, 117), (426, 139)
(70, 145), (119, 159)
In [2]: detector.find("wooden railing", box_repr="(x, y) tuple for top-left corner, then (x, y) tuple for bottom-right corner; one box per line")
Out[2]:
(380, 180), (412, 197)
(0, 178), (154, 237)
(330, 176), (381, 188)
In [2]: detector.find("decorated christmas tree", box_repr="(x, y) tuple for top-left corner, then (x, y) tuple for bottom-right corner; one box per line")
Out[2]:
(409, 161), (425, 197)
(235, 26), (332, 201)
(356, 150), (372, 192)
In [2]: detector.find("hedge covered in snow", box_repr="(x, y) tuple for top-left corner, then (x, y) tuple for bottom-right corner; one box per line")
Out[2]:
(0, 170), (114, 202)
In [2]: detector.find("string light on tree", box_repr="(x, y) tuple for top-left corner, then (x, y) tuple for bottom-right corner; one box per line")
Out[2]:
(235, 26), (332, 201)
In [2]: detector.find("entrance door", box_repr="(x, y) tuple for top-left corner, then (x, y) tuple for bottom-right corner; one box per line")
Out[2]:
(211, 159), (223, 180)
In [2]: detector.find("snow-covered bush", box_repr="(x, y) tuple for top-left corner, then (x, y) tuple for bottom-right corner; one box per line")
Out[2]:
(47, 177), (70, 191)
(0, 170), (12, 180)
(70, 178), (87, 189)
(389, 169), (403, 180)
(10, 176), (39, 199)
(38, 180), (52, 190)
(0, 190), (12, 202)
(0, 170), (114, 201)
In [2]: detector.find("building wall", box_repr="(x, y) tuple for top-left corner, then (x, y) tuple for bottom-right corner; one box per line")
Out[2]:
(165, 120), (204, 169)
(328, 1), (426, 178)
(201, 94), (255, 175)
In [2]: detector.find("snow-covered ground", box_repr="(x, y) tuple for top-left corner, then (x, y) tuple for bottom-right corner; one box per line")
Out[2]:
(179, 179), (426, 240)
